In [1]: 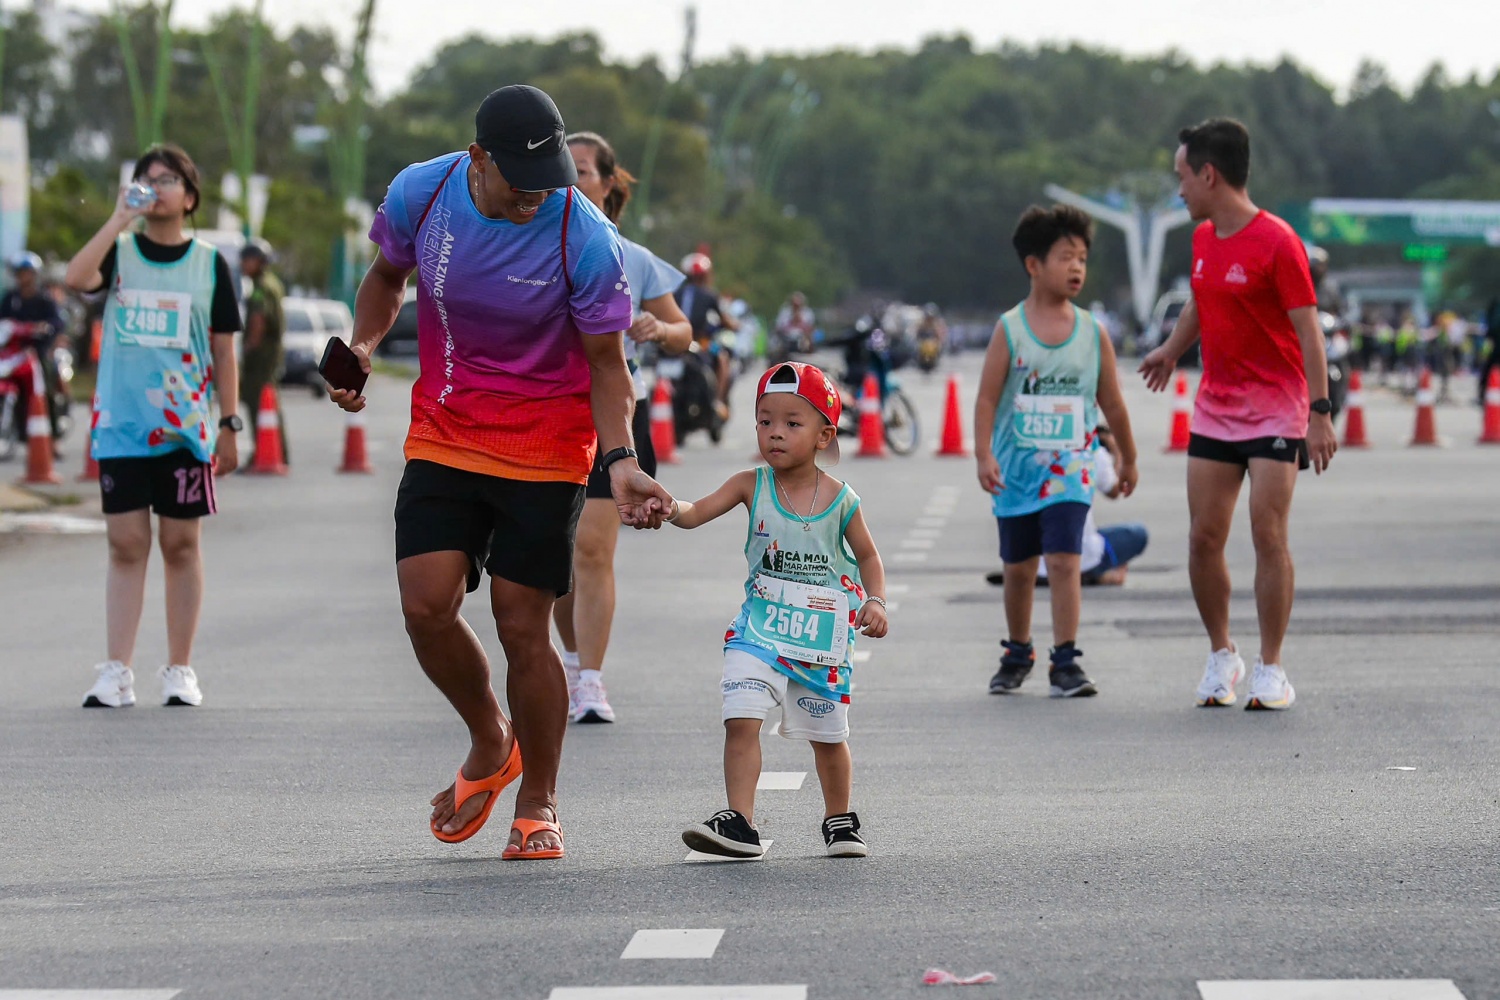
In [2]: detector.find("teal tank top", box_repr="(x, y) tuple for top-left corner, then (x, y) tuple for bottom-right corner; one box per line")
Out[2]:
(726, 466), (865, 702)
(989, 303), (1101, 518)
(93, 235), (220, 462)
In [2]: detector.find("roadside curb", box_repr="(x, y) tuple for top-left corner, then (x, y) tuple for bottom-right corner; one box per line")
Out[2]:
(0, 481), (80, 512)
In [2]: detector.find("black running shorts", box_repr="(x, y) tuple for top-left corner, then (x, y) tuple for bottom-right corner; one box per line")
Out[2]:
(394, 459), (586, 596)
(585, 401), (658, 500)
(98, 449), (217, 518)
(1188, 433), (1310, 471)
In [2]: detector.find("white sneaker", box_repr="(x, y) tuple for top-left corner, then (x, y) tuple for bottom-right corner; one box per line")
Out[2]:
(1245, 659), (1295, 711)
(82, 661), (135, 708)
(160, 665), (203, 707)
(572, 671), (615, 724)
(1195, 644), (1245, 707)
(565, 666), (581, 719)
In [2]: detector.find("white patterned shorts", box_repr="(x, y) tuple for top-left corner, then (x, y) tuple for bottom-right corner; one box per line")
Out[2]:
(721, 648), (849, 743)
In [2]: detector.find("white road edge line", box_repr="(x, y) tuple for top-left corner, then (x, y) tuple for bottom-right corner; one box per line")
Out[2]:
(620, 929), (725, 960)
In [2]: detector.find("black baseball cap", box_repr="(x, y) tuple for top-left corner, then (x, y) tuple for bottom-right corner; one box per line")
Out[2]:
(474, 85), (578, 192)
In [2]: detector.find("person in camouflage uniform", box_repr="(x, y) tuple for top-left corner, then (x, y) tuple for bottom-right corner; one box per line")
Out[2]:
(239, 242), (287, 466)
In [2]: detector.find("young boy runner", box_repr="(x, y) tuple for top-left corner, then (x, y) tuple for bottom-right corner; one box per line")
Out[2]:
(974, 204), (1139, 698)
(661, 361), (889, 859)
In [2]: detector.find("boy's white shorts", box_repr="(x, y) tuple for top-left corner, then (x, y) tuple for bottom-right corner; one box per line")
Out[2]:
(721, 648), (849, 743)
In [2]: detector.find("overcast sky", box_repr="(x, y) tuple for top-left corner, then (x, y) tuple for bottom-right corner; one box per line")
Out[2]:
(70, 0), (1500, 98)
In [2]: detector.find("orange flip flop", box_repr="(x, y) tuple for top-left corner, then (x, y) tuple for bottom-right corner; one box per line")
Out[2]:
(502, 818), (565, 860)
(430, 739), (522, 844)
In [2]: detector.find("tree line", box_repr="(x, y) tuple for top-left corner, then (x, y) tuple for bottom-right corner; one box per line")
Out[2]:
(5, 7), (1498, 313)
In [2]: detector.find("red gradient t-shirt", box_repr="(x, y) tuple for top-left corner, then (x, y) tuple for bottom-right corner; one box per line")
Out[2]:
(1189, 211), (1317, 440)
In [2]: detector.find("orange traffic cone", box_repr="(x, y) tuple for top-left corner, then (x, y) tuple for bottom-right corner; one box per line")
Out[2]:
(21, 386), (61, 484)
(856, 373), (886, 459)
(1164, 372), (1192, 452)
(247, 384), (288, 474)
(648, 377), (679, 465)
(1342, 369), (1370, 448)
(78, 438), (99, 481)
(1409, 367), (1441, 446)
(1479, 368), (1500, 444)
(337, 409), (374, 473)
(935, 374), (968, 457)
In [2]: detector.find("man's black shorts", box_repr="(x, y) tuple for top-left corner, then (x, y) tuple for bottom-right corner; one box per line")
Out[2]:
(1188, 433), (1310, 471)
(98, 448), (217, 518)
(394, 460), (586, 596)
(585, 402), (658, 500)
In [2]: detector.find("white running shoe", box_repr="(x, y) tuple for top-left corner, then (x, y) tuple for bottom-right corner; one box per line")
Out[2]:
(82, 661), (135, 708)
(565, 666), (581, 719)
(1195, 645), (1245, 707)
(1245, 659), (1295, 711)
(160, 665), (203, 707)
(572, 672), (615, 724)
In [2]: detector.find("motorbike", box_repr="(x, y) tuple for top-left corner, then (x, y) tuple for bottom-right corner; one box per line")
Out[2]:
(0, 320), (72, 461)
(915, 334), (942, 373)
(656, 345), (726, 446)
(1320, 311), (1351, 419)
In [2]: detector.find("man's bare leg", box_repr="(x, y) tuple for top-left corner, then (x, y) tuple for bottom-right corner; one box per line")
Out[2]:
(1187, 458), (1246, 652)
(1246, 458), (1298, 666)
(400, 552), (513, 837)
(494, 577), (569, 855)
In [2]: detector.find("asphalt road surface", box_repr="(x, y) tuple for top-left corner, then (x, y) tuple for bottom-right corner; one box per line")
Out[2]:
(2, 350), (1497, 1000)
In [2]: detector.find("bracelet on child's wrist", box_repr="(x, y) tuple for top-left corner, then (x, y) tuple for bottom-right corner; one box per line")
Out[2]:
(863, 596), (887, 611)
(667, 499), (681, 522)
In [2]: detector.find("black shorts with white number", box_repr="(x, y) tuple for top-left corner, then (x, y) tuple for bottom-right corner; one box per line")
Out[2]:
(98, 448), (218, 518)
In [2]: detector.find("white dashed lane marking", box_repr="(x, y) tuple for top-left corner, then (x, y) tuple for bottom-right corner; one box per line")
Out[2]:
(887, 584), (910, 595)
(756, 771), (806, 790)
(683, 840), (773, 864)
(892, 552), (928, 564)
(620, 929), (725, 959)
(915, 517), (947, 528)
(853, 651), (872, 663)
(1198, 981), (1466, 1000)
(0, 994), (182, 999)
(909, 528), (942, 538)
(900, 538), (934, 550)
(551, 988), (806, 999)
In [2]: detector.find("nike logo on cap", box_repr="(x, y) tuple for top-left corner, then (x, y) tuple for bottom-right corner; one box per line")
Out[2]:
(527, 137), (550, 150)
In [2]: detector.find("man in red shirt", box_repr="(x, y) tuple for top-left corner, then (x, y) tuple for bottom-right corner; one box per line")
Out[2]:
(1140, 118), (1337, 712)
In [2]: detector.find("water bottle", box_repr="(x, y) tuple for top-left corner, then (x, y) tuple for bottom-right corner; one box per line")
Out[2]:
(124, 183), (157, 210)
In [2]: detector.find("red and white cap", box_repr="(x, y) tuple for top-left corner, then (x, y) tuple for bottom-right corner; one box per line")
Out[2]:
(757, 361), (843, 463)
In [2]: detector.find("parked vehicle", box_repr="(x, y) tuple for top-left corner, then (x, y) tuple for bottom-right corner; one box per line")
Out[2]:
(280, 297), (354, 395)
(375, 286), (420, 358)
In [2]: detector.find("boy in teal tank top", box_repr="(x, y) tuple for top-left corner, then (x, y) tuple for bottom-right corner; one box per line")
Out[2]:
(974, 205), (1140, 698)
(658, 362), (889, 859)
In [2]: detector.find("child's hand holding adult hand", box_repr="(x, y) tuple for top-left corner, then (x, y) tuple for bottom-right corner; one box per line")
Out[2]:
(976, 453), (1004, 494)
(857, 600), (888, 638)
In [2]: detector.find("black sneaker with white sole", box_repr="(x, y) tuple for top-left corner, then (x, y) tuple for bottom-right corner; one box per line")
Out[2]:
(1048, 643), (1098, 698)
(682, 808), (764, 858)
(821, 811), (868, 857)
(989, 640), (1035, 694)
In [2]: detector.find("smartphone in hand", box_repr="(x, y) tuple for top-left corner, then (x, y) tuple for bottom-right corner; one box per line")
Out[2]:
(319, 337), (369, 396)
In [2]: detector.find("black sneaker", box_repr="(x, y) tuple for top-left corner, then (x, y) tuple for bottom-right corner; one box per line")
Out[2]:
(989, 640), (1035, 694)
(821, 811), (868, 857)
(1048, 644), (1098, 698)
(682, 808), (764, 858)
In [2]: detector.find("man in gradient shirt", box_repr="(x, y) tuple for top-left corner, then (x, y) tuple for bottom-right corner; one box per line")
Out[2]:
(330, 85), (672, 861)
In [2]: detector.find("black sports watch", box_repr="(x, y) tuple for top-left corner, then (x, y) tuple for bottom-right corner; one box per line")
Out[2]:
(599, 446), (638, 472)
(219, 414), (244, 432)
(1309, 398), (1333, 416)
